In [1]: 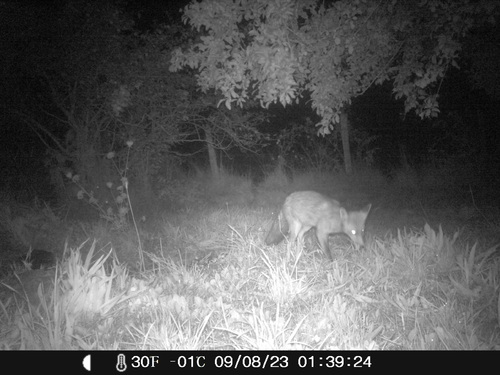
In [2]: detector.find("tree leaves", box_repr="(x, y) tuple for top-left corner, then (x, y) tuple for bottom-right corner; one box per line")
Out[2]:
(170, 0), (499, 132)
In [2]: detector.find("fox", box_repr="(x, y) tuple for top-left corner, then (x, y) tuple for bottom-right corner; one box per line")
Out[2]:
(265, 191), (371, 260)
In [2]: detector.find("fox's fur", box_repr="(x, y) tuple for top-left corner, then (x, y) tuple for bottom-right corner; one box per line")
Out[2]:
(265, 191), (371, 260)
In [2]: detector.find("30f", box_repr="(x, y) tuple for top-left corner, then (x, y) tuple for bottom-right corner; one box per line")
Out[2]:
(131, 355), (160, 368)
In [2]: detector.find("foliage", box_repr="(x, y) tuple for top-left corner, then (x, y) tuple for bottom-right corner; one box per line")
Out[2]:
(2, 0), (271, 200)
(65, 143), (134, 229)
(170, 0), (498, 133)
(273, 117), (377, 172)
(1, 1), (147, 205)
(1, 0), (269, 205)
(276, 119), (342, 171)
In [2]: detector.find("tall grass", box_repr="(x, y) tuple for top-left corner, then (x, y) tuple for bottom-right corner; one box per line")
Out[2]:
(1, 207), (498, 349)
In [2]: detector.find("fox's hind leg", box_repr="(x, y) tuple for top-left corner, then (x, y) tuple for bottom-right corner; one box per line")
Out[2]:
(295, 226), (311, 259)
(287, 220), (301, 260)
(287, 220), (311, 260)
(316, 226), (333, 261)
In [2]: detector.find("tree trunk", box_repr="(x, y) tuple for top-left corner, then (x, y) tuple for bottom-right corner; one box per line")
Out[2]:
(205, 127), (220, 179)
(340, 111), (353, 175)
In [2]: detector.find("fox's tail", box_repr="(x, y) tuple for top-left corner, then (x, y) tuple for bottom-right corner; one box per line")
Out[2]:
(265, 211), (289, 245)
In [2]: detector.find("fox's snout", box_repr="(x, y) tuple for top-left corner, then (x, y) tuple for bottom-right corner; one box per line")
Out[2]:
(345, 229), (366, 247)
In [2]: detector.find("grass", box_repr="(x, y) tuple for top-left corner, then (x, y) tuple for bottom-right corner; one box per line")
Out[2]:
(1, 208), (499, 349)
(0, 166), (499, 350)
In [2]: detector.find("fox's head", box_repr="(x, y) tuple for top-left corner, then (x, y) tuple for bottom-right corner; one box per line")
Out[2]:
(340, 204), (371, 247)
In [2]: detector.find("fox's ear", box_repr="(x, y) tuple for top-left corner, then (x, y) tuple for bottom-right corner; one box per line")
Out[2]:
(363, 204), (372, 214)
(340, 207), (348, 219)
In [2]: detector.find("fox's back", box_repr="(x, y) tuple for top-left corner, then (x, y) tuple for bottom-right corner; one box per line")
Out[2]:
(283, 191), (342, 228)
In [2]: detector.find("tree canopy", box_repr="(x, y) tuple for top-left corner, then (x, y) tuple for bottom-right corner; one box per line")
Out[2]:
(170, 0), (498, 133)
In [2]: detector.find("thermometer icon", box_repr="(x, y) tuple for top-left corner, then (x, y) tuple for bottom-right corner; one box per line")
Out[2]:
(116, 353), (127, 372)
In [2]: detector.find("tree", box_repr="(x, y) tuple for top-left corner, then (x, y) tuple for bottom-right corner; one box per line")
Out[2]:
(0, 1), (138, 207)
(170, 0), (498, 173)
(1, 1), (195, 212)
(1, 0), (269, 213)
(170, 97), (268, 179)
